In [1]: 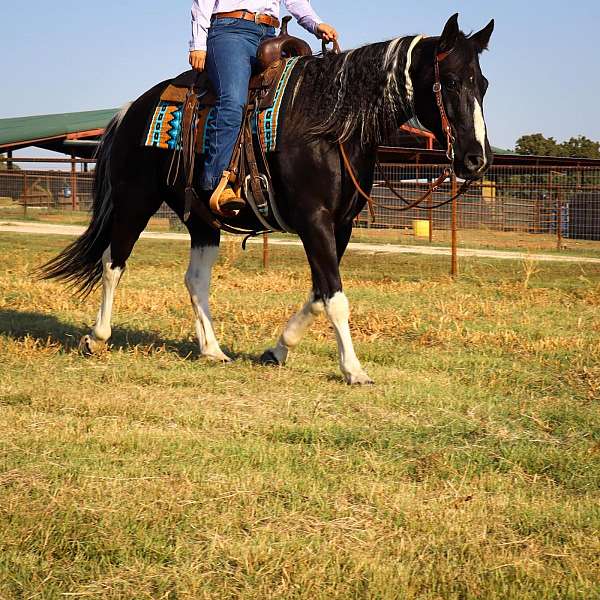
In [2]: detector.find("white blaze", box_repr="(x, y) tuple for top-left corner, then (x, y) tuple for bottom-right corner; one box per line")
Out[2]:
(474, 98), (488, 168)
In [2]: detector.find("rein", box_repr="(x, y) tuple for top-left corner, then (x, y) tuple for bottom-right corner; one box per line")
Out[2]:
(340, 44), (473, 216)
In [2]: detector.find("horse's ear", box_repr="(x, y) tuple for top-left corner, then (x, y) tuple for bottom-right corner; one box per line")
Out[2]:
(439, 13), (460, 54)
(470, 19), (495, 53)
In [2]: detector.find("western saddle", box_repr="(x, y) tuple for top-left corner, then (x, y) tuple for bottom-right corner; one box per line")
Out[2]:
(163, 17), (313, 232)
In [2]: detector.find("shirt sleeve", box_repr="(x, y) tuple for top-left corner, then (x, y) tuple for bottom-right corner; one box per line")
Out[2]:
(283, 0), (324, 36)
(190, 0), (217, 52)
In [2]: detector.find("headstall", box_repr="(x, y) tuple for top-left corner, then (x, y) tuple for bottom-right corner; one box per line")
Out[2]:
(340, 44), (473, 217)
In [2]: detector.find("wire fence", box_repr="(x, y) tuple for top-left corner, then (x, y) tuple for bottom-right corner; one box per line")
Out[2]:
(361, 164), (600, 243)
(2, 158), (600, 253)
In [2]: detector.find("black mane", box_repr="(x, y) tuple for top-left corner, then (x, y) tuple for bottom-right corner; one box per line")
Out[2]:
(291, 35), (424, 146)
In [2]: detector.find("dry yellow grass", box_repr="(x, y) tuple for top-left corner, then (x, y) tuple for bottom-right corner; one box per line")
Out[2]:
(1, 232), (599, 599)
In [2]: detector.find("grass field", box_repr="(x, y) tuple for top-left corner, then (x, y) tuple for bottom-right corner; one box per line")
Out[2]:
(1, 232), (599, 599)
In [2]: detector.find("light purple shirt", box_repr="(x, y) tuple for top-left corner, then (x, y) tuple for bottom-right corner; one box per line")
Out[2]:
(190, 0), (324, 51)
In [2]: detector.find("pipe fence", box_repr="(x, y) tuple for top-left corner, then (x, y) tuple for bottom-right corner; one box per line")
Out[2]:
(2, 157), (600, 268)
(361, 164), (600, 245)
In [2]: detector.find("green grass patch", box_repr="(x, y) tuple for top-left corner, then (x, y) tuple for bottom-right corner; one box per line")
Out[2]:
(1, 233), (599, 598)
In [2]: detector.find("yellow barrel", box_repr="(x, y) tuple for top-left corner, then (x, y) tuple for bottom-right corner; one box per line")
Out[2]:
(413, 219), (430, 238)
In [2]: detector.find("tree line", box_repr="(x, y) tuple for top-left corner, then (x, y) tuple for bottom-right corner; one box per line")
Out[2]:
(516, 134), (600, 159)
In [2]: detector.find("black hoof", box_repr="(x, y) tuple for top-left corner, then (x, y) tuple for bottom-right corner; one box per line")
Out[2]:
(259, 350), (282, 366)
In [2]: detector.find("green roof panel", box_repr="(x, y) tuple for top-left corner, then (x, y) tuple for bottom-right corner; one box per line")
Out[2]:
(0, 109), (119, 148)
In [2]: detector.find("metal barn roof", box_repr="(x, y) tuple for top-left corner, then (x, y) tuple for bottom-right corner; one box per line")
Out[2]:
(0, 109), (119, 157)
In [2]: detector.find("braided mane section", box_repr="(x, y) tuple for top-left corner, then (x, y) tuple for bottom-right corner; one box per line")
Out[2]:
(291, 35), (423, 146)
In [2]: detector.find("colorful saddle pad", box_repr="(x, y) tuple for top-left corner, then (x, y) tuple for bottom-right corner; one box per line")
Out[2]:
(143, 56), (302, 155)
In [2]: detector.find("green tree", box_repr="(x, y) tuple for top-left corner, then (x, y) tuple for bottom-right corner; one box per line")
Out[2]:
(515, 133), (560, 156)
(516, 133), (600, 158)
(559, 136), (600, 159)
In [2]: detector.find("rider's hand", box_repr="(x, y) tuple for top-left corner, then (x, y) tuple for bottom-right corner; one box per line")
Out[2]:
(316, 23), (338, 43)
(189, 50), (207, 72)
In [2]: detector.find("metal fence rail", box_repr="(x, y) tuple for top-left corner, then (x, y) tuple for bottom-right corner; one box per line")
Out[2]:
(362, 164), (600, 242)
(2, 157), (600, 247)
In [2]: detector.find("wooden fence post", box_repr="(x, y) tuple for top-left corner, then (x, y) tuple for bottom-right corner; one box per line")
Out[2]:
(263, 233), (269, 269)
(451, 174), (458, 277)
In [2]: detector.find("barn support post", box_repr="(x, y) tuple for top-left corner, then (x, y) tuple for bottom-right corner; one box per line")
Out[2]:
(7, 150), (13, 170)
(70, 153), (78, 211)
(23, 171), (28, 216)
(451, 173), (458, 277)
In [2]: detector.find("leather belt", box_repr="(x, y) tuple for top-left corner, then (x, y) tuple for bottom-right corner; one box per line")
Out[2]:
(212, 10), (280, 29)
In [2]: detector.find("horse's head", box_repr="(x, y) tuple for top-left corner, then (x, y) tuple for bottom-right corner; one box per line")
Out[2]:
(412, 14), (494, 180)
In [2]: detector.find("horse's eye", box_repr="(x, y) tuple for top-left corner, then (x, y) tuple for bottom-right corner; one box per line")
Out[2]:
(446, 79), (459, 91)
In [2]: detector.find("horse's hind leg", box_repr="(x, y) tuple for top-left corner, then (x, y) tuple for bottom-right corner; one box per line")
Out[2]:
(80, 246), (124, 354)
(80, 183), (160, 354)
(185, 218), (231, 362)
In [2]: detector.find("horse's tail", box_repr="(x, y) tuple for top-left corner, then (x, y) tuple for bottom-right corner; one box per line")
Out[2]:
(37, 104), (130, 297)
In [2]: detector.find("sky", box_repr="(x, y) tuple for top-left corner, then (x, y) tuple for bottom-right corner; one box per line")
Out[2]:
(1, 0), (599, 151)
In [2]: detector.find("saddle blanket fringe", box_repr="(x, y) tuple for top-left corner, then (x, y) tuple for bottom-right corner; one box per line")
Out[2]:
(143, 56), (302, 154)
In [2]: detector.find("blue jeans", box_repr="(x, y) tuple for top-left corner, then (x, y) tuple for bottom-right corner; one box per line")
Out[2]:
(201, 17), (276, 191)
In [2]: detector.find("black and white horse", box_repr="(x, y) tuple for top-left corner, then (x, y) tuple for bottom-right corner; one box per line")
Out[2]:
(41, 14), (494, 384)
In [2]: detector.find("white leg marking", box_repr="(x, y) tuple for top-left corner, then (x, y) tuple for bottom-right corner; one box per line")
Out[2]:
(268, 293), (325, 365)
(473, 98), (488, 168)
(325, 292), (373, 385)
(91, 246), (123, 342)
(185, 246), (230, 362)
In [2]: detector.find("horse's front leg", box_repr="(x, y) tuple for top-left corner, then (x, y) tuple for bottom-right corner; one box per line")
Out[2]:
(266, 216), (372, 385)
(261, 292), (325, 365)
(316, 247), (373, 384)
(324, 289), (373, 385)
(324, 222), (373, 384)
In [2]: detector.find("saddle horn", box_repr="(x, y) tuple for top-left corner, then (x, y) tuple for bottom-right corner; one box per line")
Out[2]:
(280, 15), (292, 36)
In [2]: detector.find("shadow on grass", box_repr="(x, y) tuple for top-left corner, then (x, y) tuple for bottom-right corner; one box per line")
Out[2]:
(0, 309), (201, 359)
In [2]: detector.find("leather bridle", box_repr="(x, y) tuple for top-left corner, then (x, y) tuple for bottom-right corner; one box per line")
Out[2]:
(433, 49), (456, 162)
(340, 45), (474, 216)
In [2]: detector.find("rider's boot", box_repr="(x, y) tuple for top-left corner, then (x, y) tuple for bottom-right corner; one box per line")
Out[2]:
(209, 172), (246, 214)
(216, 185), (246, 211)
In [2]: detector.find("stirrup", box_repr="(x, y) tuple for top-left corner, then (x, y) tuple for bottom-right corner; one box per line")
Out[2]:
(244, 174), (272, 216)
(209, 171), (241, 217)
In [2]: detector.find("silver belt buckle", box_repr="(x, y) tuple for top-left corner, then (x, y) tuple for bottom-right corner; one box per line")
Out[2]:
(254, 12), (262, 24)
